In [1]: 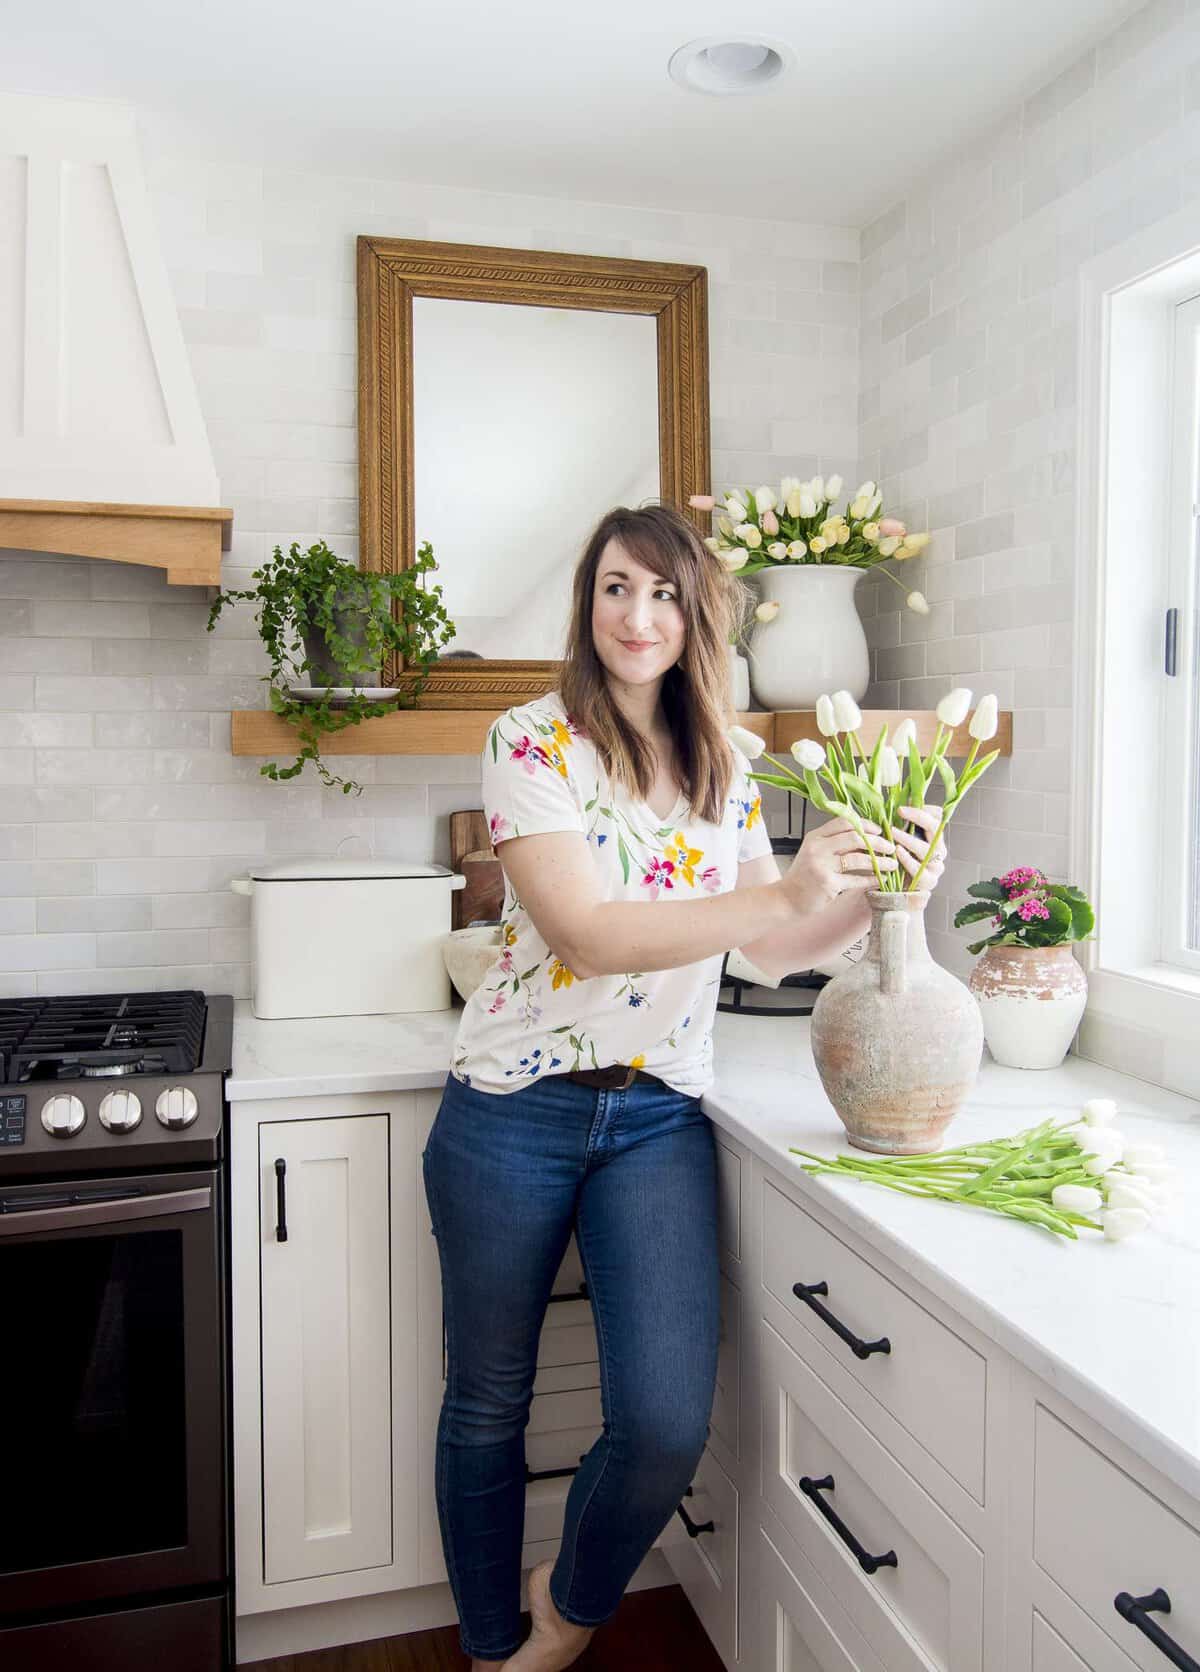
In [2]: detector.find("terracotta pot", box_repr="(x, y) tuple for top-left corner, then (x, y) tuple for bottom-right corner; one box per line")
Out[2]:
(810, 891), (983, 1154)
(968, 944), (1087, 1069)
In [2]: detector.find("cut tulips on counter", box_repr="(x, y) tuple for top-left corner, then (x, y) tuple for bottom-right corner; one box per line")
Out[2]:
(791, 1099), (1175, 1241)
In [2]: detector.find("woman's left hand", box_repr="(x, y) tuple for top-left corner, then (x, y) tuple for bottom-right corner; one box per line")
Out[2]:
(893, 806), (947, 889)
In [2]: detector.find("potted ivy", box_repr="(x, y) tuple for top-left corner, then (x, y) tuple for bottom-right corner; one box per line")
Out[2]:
(207, 538), (455, 793)
(954, 868), (1095, 1069)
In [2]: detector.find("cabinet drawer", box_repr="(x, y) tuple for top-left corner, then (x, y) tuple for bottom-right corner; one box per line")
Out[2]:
(1032, 1612), (1096, 1672)
(759, 1513), (885, 1672)
(762, 1178), (987, 1500)
(711, 1274), (740, 1459)
(1033, 1406), (1200, 1672)
(662, 1444), (739, 1666)
(761, 1320), (983, 1672)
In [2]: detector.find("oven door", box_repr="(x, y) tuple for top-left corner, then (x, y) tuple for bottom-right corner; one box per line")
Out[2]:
(0, 1169), (226, 1620)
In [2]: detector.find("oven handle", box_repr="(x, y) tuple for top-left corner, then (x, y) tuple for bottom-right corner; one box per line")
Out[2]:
(0, 1186), (212, 1236)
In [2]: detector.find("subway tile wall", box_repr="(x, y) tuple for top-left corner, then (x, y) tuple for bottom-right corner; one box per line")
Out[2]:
(856, 0), (1200, 974)
(0, 171), (858, 995)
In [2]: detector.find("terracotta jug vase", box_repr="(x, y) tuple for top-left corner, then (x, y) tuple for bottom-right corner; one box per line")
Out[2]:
(810, 891), (983, 1154)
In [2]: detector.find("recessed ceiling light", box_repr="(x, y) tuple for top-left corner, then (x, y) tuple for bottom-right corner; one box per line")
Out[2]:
(668, 35), (791, 97)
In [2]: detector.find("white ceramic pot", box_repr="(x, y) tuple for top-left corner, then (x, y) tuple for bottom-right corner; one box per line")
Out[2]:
(442, 923), (503, 1002)
(749, 565), (870, 710)
(727, 644), (751, 711)
(968, 945), (1088, 1069)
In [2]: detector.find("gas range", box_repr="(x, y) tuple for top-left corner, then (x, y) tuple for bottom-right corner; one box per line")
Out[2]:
(0, 989), (233, 1180)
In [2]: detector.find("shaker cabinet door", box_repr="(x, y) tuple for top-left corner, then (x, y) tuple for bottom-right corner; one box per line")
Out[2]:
(259, 1114), (393, 1584)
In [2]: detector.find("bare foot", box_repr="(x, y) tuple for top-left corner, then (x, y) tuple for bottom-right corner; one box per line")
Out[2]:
(501, 1559), (596, 1672)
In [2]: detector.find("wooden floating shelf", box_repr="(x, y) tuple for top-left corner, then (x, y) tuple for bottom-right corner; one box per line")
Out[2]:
(0, 499), (234, 587)
(231, 707), (1012, 759)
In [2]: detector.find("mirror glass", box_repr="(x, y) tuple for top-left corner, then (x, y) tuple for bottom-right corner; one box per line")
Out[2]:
(412, 296), (660, 660)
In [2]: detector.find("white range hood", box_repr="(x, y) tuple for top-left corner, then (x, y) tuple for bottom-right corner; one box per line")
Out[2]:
(0, 91), (229, 583)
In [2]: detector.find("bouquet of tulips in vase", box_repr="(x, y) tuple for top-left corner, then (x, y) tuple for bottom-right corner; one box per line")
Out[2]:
(793, 1097), (1174, 1244)
(730, 685), (1001, 892)
(691, 474), (933, 617)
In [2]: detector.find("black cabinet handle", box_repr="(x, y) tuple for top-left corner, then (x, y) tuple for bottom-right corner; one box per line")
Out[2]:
(676, 1486), (714, 1539)
(274, 1157), (288, 1243)
(547, 1281), (590, 1303)
(792, 1280), (890, 1360)
(798, 1475), (897, 1575)
(1115, 1589), (1200, 1671)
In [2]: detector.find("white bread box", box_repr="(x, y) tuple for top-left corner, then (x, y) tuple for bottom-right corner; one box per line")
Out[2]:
(231, 859), (466, 1020)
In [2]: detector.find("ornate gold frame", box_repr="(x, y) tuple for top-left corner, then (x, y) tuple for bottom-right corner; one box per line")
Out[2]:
(357, 237), (710, 705)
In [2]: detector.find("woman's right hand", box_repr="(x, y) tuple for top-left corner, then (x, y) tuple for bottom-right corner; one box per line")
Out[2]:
(778, 817), (899, 916)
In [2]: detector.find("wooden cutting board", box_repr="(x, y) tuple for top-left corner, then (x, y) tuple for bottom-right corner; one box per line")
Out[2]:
(449, 810), (505, 929)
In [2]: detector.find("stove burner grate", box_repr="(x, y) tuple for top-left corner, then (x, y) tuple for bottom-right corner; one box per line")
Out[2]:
(0, 990), (207, 1083)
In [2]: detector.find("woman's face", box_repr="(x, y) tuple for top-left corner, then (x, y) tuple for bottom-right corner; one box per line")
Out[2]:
(591, 539), (686, 689)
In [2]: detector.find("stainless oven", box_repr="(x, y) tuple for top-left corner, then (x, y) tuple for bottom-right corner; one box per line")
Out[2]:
(0, 992), (233, 1672)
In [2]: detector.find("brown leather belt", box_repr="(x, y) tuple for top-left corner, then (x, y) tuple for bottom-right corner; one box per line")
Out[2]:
(563, 1064), (664, 1091)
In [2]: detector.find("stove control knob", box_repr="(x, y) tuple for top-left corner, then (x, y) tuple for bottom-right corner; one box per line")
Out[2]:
(41, 1093), (87, 1138)
(156, 1086), (199, 1130)
(99, 1089), (143, 1133)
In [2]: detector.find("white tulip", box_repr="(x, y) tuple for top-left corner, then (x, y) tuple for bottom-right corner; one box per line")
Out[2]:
(1104, 1182), (1158, 1214)
(832, 690), (863, 732)
(725, 496), (748, 521)
(936, 688), (973, 728)
(1080, 1128), (1124, 1159)
(815, 694), (838, 736)
(755, 600), (781, 623)
(877, 536), (901, 558)
(756, 485), (777, 512)
(892, 717), (918, 753)
(811, 475), (825, 501)
(787, 540), (808, 560)
(716, 550), (748, 573)
(906, 591), (931, 616)
(791, 739), (826, 770)
(1051, 1184), (1103, 1214)
(1101, 1207), (1150, 1242)
(780, 475), (801, 500)
(728, 725), (766, 760)
(737, 524), (763, 549)
(1121, 1143), (1164, 1167)
(704, 536), (722, 552)
(767, 541), (788, 558)
(809, 536), (828, 554)
(904, 531), (931, 553)
(1058, 1119), (1089, 1139)
(878, 745), (902, 787)
(718, 516), (734, 537)
(826, 474), (844, 500)
(786, 490), (804, 518)
(968, 694), (999, 742)
(1084, 1151), (1119, 1176)
(798, 493), (817, 518)
(855, 481), (877, 502)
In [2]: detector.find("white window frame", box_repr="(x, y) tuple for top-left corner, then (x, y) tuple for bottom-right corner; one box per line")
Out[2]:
(1075, 204), (1200, 1083)
(1159, 293), (1200, 973)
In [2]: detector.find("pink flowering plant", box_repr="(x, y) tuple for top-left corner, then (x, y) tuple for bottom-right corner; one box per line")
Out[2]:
(954, 867), (1095, 955)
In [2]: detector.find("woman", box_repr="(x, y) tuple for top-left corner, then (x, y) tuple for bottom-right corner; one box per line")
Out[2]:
(422, 504), (945, 1672)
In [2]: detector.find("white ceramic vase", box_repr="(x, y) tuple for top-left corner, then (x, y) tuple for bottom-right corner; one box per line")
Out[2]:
(749, 565), (870, 710)
(968, 945), (1088, 1069)
(727, 644), (751, 711)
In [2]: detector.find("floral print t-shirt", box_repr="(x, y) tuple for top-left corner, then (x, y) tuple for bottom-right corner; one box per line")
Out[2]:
(451, 691), (772, 1097)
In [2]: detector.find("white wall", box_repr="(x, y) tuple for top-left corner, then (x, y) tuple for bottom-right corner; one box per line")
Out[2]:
(855, 0), (1200, 972)
(0, 160), (858, 995)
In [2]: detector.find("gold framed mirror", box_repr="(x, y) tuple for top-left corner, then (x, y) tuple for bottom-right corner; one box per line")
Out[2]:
(357, 237), (710, 706)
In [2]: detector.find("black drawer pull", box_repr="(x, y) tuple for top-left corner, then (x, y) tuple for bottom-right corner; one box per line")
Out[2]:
(798, 1474), (897, 1575)
(274, 1158), (288, 1243)
(676, 1486), (714, 1539)
(793, 1280), (890, 1360)
(548, 1281), (590, 1303)
(1115, 1589), (1200, 1671)
(526, 1452), (588, 1484)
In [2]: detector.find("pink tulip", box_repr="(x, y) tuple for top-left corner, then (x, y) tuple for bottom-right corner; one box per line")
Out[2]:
(688, 494), (716, 511)
(761, 509), (779, 535)
(878, 517), (906, 537)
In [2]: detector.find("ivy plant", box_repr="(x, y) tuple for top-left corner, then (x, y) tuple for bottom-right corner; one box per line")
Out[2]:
(207, 538), (455, 793)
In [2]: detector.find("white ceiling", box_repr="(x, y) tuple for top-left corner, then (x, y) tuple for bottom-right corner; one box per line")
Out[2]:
(5, 0), (1142, 225)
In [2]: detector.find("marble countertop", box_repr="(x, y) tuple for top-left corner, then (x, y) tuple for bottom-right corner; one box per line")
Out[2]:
(229, 999), (1200, 1501)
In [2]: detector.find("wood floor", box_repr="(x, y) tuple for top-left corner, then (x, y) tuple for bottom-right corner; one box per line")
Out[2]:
(244, 1583), (725, 1671)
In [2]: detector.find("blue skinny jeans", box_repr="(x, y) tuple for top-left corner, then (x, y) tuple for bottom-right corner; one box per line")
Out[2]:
(421, 1069), (721, 1661)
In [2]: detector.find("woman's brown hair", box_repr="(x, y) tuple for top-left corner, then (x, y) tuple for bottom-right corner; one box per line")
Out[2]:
(558, 503), (750, 826)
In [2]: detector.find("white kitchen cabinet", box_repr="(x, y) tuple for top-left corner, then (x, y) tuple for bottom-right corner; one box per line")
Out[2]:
(258, 1114), (393, 1584)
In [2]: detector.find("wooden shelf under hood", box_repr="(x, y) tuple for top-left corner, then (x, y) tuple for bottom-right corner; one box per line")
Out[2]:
(0, 499), (233, 587)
